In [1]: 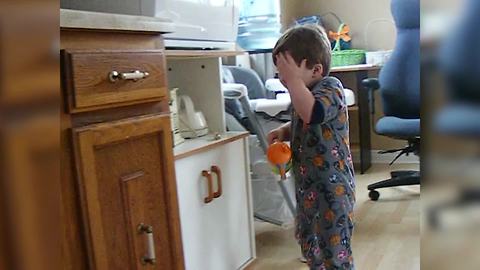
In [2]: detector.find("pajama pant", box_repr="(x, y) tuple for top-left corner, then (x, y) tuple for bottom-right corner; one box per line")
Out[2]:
(293, 169), (355, 270)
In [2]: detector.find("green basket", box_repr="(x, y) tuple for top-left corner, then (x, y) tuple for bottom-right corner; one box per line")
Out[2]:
(331, 23), (366, 67)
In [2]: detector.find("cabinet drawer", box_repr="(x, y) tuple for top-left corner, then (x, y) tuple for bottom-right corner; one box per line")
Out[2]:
(62, 50), (168, 112)
(175, 139), (255, 270)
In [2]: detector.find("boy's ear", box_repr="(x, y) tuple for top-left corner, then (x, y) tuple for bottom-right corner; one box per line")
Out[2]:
(312, 64), (324, 77)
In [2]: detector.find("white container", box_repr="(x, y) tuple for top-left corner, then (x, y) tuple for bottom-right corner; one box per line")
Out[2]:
(366, 50), (393, 66)
(364, 18), (395, 66)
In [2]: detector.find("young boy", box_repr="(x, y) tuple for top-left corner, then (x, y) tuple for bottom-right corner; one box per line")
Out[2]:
(267, 25), (356, 270)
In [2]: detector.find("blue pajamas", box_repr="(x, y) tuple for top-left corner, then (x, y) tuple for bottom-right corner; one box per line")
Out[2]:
(291, 77), (356, 270)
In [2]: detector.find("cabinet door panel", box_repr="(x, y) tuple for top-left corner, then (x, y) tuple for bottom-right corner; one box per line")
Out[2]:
(73, 114), (184, 270)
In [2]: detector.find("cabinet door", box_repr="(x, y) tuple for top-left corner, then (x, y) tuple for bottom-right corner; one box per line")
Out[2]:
(175, 139), (255, 270)
(73, 114), (184, 270)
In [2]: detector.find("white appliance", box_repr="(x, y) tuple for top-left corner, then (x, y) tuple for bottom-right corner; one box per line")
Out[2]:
(178, 95), (209, 138)
(61, 0), (240, 49)
(156, 0), (240, 49)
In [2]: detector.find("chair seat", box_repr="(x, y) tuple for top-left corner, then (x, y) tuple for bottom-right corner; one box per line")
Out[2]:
(376, 116), (420, 138)
(435, 104), (480, 137)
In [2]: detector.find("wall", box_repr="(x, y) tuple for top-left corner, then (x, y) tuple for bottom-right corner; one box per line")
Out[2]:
(280, 0), (396, 51)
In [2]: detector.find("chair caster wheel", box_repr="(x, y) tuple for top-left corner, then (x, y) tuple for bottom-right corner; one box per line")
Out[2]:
(369, 190), (380, 201)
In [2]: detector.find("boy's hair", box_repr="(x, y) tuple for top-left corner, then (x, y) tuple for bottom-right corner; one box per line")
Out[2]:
(273, 24), (332, 76)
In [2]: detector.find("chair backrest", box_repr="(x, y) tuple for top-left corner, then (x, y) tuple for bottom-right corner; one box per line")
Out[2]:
(224, 66), (267, 99)
(379, 0), (420, 119)
(440, 0), (480, 102)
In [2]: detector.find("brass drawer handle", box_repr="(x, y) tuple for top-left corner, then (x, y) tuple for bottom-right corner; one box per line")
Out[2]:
(109, 70), (150, 82)
(211, 166), (222, 198)
(203, 170), (214, 204)
(137, 223), (156, 265)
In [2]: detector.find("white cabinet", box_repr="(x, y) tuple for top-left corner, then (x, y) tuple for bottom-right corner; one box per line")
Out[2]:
(168, 53), (255, 269)
(174, 137), (255, 270)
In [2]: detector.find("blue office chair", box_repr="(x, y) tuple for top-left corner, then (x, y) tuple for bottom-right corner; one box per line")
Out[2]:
(362, 0), (420, 200)
(428, 0), (480, 228)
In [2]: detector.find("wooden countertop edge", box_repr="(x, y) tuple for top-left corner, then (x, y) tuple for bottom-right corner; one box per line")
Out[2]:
(174, 132), (249, 160)
(166, 50), (246, 58)
(60, 8), (175, 33)
(330, 64), (382, 73)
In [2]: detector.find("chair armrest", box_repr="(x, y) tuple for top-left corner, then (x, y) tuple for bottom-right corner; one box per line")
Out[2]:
(362, 78), (380, 91)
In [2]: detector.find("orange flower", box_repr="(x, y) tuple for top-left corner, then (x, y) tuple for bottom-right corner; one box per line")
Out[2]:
(324, 209), (335, 222)
(322, 127), (333, 140)
(338, 160), (345, 170)
(336, 89), (344, 98)
(302, 243), (309, 252)
(304, 199), (314, 209)
(348, 211), (354, 222)
(335, 185), (346, 196)
(330, 234), (341, 246)
(313, 155), (324, 167)
(338, 111), (347, 123)
(342, 136), (350, 146)
(320, 96), (331, 106)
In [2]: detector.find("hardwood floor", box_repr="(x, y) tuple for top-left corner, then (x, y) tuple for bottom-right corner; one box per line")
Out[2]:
(250, 163), (420, 270)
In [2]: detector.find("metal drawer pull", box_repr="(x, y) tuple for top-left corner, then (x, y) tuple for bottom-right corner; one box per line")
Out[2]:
(211, 166), (222, 198)
(109, 70), (150, 82)
(203, 170), (214, 204)
(137, 223), (156, 265)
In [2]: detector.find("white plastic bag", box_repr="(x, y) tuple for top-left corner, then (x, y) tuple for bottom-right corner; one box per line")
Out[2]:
(249, 136), (296, 226)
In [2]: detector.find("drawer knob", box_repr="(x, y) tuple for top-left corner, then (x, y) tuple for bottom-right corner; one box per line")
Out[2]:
(109, 70), (150, 82)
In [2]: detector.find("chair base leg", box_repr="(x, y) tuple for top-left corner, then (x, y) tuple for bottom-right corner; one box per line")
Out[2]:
(368, 171), (420, 201)
(391, 170), (417, 178)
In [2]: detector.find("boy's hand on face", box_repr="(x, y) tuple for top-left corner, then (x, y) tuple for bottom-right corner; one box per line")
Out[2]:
(276, 52), (307, 88)
(276, 52), (316, 123)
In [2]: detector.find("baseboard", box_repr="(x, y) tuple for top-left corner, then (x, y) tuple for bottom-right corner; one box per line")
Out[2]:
(371, 150), (419, 164)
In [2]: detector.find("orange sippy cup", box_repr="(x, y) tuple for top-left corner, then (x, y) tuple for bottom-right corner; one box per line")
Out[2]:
(267, 140), (292, 180)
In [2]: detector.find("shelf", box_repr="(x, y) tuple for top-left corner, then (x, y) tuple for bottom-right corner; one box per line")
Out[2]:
(174, 132), (249, 160)
(166, 50), (246, 59)
(330, 64), (381, 73)
(348, 105), (359, 112)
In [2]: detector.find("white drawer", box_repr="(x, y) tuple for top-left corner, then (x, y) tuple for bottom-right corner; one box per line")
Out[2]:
(174, 138), (255, 270)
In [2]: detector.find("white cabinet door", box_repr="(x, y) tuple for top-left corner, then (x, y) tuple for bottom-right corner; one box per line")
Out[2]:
(175, 138), (255, 270)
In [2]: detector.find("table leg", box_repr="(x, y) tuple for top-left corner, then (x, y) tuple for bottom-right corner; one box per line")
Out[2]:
(356, 71), (372, 174)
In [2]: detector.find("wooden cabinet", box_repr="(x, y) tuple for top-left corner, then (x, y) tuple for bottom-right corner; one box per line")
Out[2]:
(61, 30), (185, 270)
(61, 29), (255, 270)
(73, 114), (183, 270)
(175, 138), (255, 270)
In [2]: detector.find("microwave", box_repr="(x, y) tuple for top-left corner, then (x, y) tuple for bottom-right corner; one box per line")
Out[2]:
(61, 0), (240, 49)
